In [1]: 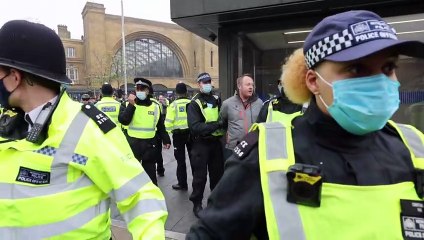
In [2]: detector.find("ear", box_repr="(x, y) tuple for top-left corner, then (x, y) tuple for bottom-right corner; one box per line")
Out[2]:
(305, 69), (319, 96)
(9, 68), (24, 88)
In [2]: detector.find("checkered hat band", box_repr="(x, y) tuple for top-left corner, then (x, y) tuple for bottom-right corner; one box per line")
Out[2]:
(304, 20), (398, 69)
(135, 81), (149, 87)
(305, 29), (354, 69)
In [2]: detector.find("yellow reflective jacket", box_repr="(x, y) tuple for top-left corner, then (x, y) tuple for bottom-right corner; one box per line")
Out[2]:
(165, 98), (190, 132)
(253, 116), (424, 240)
(0, 93), (167, 239)
(95, 96), (121, 123)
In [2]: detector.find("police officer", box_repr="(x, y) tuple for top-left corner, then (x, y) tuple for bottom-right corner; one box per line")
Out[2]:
(187, 72), (225, 217)
(81, 93), (91, 104)
(165, 82), (192, 191)
(256, 79), (303, 123)
(0, 20), (167, 239)
(118, 78), (171, 185)
(187, 10), (424, 239)
(95, 83), (121, 123)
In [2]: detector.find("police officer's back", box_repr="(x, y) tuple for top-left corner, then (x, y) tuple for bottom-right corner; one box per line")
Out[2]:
(95, 83), (121, 123)
(165, 82), (192, 191)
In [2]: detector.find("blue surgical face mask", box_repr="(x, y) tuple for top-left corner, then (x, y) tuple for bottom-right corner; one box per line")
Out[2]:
(201, 83), (212, 94)
(0, 74), (12, 108)
(136, 91), (147, 100)
(316, 72), (400, 135)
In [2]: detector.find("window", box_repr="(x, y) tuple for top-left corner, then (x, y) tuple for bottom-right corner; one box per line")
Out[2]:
(210, 50), (213, 68)
(194, 51), (197, 68)
(66, 47), (76, 58)
(112, 38), (183, 78)
(66, 66), (78, 81)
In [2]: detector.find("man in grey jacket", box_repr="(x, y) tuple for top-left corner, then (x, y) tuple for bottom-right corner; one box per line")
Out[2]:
(220, 74), (263, 159)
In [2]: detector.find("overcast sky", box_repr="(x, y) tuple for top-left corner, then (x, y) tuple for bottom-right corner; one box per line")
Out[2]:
(0, 0), (172, 39)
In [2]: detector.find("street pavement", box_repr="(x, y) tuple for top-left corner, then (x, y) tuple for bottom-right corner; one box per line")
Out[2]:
(112, 139), (212, 239)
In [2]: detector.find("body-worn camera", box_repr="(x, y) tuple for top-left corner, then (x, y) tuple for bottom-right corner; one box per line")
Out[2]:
(286, 163), (323, 207)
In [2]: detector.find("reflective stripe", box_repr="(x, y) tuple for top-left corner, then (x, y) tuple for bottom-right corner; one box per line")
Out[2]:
(268, 171), (306, 240)
(128, 127), (155, 131)
(51, 112), (90, 184)
(267, 102), (274, 122)
(0, 199), (109, 239)
(122, 199), (167, 224)
(165, 119), (173, 123)
(0, 174), (93, 199)
(262, 122), (306, 239)
(265, 122), (287, 160)
(111, 172), (152, 202)
(397, 124), (424, 158)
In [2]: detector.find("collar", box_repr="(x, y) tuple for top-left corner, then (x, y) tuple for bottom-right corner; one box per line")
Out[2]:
(25, 96), (58, 131)
(135, 96), (152, 106)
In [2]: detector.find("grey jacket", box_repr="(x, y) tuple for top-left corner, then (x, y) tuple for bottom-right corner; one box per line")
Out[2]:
(220, 94), (263, 149)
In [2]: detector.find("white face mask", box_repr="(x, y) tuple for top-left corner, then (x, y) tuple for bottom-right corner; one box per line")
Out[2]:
(136, 91), (147, 100)
(201, 83), (212, 94)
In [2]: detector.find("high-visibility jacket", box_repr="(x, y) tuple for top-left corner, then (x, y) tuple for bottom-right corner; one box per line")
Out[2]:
(265, 98), (303, 123)
(194, 98), (224, 137)
(252, 115), (424, 240)
(165, 98), (190, 132)
(127, 101), (160, 139)
(0, 93), (167, 239)
(95, 96), (121, 123)
(121, 101), (129, 131)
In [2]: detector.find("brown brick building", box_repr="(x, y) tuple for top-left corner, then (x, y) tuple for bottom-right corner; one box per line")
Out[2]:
(59, 2), (218, 97)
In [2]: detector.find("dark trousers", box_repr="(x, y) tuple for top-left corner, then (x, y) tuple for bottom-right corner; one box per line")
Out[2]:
(172, 132), (192, 187)
(127, 136), (158, 185)
(155, 137), (165, 175)
(189, 138), (224, 204)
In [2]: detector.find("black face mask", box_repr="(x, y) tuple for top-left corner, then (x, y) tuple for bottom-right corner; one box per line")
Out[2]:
(0, 74), (11, 108)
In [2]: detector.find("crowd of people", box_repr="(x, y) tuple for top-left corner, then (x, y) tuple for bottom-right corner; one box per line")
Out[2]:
(0, 9), (424, 240)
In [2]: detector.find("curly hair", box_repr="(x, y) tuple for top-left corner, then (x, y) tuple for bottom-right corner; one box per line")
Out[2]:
(280, 48), (311, 104)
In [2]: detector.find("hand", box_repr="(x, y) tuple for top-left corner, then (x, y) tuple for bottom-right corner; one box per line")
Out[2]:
(163, 144), (171, 149)
(128, 94), (136, 105)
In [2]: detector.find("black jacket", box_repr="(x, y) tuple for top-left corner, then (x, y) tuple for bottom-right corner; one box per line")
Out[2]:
(187, 92), (222, 138)
(256, 94), (303, 123)
(187, 99), (415, 240)
(118, 97), (170, 145)
(0, 108), (29, 140)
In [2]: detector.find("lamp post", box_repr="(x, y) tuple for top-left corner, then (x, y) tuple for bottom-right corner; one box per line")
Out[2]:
(121, 0), (128, 97)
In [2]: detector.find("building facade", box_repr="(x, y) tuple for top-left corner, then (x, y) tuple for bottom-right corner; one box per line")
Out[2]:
(59, 2), (219, 98)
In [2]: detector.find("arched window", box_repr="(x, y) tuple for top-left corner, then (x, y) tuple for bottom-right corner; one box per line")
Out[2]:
(112, 38), (183, 78)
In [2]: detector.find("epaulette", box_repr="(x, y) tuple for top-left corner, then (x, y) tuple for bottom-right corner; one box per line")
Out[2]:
(233, 130), (259, 160)
(81, 104), (116, 134)
(263, 96), (278, 105)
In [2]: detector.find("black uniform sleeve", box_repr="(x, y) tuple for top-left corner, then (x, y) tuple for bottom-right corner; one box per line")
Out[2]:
(256, 101), (270, 123)
(186, 132), (267, 239)
(156, 113), (171, 145)
(187, 101), (220, 136)
(118, 103), (136, 125)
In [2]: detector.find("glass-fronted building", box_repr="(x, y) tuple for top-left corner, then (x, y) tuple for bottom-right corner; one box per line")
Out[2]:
(171, 0), (424, 124)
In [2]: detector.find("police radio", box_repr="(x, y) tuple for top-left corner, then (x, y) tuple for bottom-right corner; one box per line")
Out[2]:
(286, 163), (323, 207)
(26, 89), (64, 144)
